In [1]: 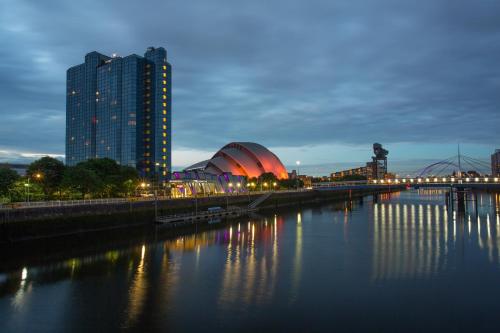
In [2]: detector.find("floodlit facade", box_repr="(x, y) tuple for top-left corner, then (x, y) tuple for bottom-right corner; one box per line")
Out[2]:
(170, 170), (247, 197)
(66, 47), (172, 182)
(186, 142), (289, 179)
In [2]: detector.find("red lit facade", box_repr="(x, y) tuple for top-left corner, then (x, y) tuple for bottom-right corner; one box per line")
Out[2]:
(197, 142), (289, 179)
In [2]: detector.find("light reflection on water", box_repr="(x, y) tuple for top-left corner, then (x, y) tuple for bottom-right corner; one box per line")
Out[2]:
(1, 189), (500, 332)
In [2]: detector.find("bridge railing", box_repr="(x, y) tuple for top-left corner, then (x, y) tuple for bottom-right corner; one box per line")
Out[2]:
(372, 176), (500, 185)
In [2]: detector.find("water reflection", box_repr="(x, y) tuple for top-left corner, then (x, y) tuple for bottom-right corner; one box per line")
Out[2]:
(372, 191), (500, 281)
(219, 216), (282, 308)
(1, 190), (500, 332)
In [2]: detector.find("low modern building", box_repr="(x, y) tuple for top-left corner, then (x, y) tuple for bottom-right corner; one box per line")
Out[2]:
(492, 149), (500, 176)
(171, 142), (288, 197)
(331, 165), (372, 179)
(298, 175), (313, 188)
(170, 170), (246, 198)
(331, 143), (388, 180)
(185, 142), (288, 179)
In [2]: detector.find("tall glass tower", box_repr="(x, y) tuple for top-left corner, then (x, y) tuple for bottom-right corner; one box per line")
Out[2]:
(66, 47), (172, 182)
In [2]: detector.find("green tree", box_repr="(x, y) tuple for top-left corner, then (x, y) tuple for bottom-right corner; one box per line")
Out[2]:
(0, 167), (19, 197)
(62, 166), (103, 199)
(8, 180), (44, 202)
(67, 159), (139, 198)
(77, 159), (121, 197)
(259, 172), (278, 183)
(119, 166), (140, 196)
(27, 156), (65, 199)
(278, 178), (304, 189)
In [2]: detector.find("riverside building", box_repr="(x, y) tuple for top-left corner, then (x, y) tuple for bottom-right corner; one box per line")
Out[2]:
(492, 149), (500, 176)
(65, 47), (172, 182)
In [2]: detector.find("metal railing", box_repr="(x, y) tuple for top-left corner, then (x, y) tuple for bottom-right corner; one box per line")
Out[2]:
(0, 188), (314, 210)
(372, 177), (500, 185)
(0, 197), (150, 210)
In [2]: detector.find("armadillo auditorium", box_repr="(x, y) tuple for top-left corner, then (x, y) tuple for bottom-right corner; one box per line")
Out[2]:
(170, 142), (289, 197)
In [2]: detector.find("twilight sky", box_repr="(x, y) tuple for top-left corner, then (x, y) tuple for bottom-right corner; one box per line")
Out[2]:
(0, 0), (499, 175)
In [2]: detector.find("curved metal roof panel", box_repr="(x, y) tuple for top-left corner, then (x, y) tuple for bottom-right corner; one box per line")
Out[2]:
(217, 147), (264, 177)
(188, 142), (289, 179)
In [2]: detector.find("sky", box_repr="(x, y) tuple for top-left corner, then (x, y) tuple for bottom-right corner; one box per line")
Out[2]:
(0, 0), (499, 175)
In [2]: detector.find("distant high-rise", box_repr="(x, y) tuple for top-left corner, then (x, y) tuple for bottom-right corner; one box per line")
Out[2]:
(492, 149), (500, 176)
(66, 47), (172, 182)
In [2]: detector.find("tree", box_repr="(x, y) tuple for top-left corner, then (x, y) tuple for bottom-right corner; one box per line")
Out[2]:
(27, 156), (65, 198)
(0, 167), (19, 196)
(119, 166), (140, 197)
(66, 158), (140, 198)
(259, 172), (278, 184)
(62, 166), (102, 199)
(278, 178), (304, 189)
(8, 180), (44, 202)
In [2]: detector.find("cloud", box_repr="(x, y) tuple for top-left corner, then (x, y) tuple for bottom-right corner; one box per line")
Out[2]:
(0, 0), (499, 166)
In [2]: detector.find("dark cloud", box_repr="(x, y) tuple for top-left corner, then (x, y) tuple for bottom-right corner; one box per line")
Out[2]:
(1, 0), (499, 159)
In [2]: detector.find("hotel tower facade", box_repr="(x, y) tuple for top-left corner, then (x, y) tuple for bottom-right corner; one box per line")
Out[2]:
(65, 47), (172, 182)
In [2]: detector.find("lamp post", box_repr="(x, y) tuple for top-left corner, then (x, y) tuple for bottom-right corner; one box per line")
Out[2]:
(296, 161), (301, 190)
(136, 182), (147, 197)
(25, 173), (42, 203)
(154, 162), (160, 221)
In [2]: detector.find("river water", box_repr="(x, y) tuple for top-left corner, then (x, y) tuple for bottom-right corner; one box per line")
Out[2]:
(1, 189), (500, 332)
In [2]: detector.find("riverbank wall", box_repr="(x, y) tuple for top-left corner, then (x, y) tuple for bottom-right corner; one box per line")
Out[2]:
(0, 186), (404, 242)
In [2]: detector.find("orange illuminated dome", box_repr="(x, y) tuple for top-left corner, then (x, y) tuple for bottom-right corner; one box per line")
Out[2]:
(186, 142), (289, 179)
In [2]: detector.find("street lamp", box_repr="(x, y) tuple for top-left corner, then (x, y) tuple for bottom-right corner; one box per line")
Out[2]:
(25, 173), (42, 203)
(273, 182), (277, 191)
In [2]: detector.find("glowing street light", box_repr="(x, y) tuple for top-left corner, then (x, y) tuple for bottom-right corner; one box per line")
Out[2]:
(25, 172), (43, 203)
